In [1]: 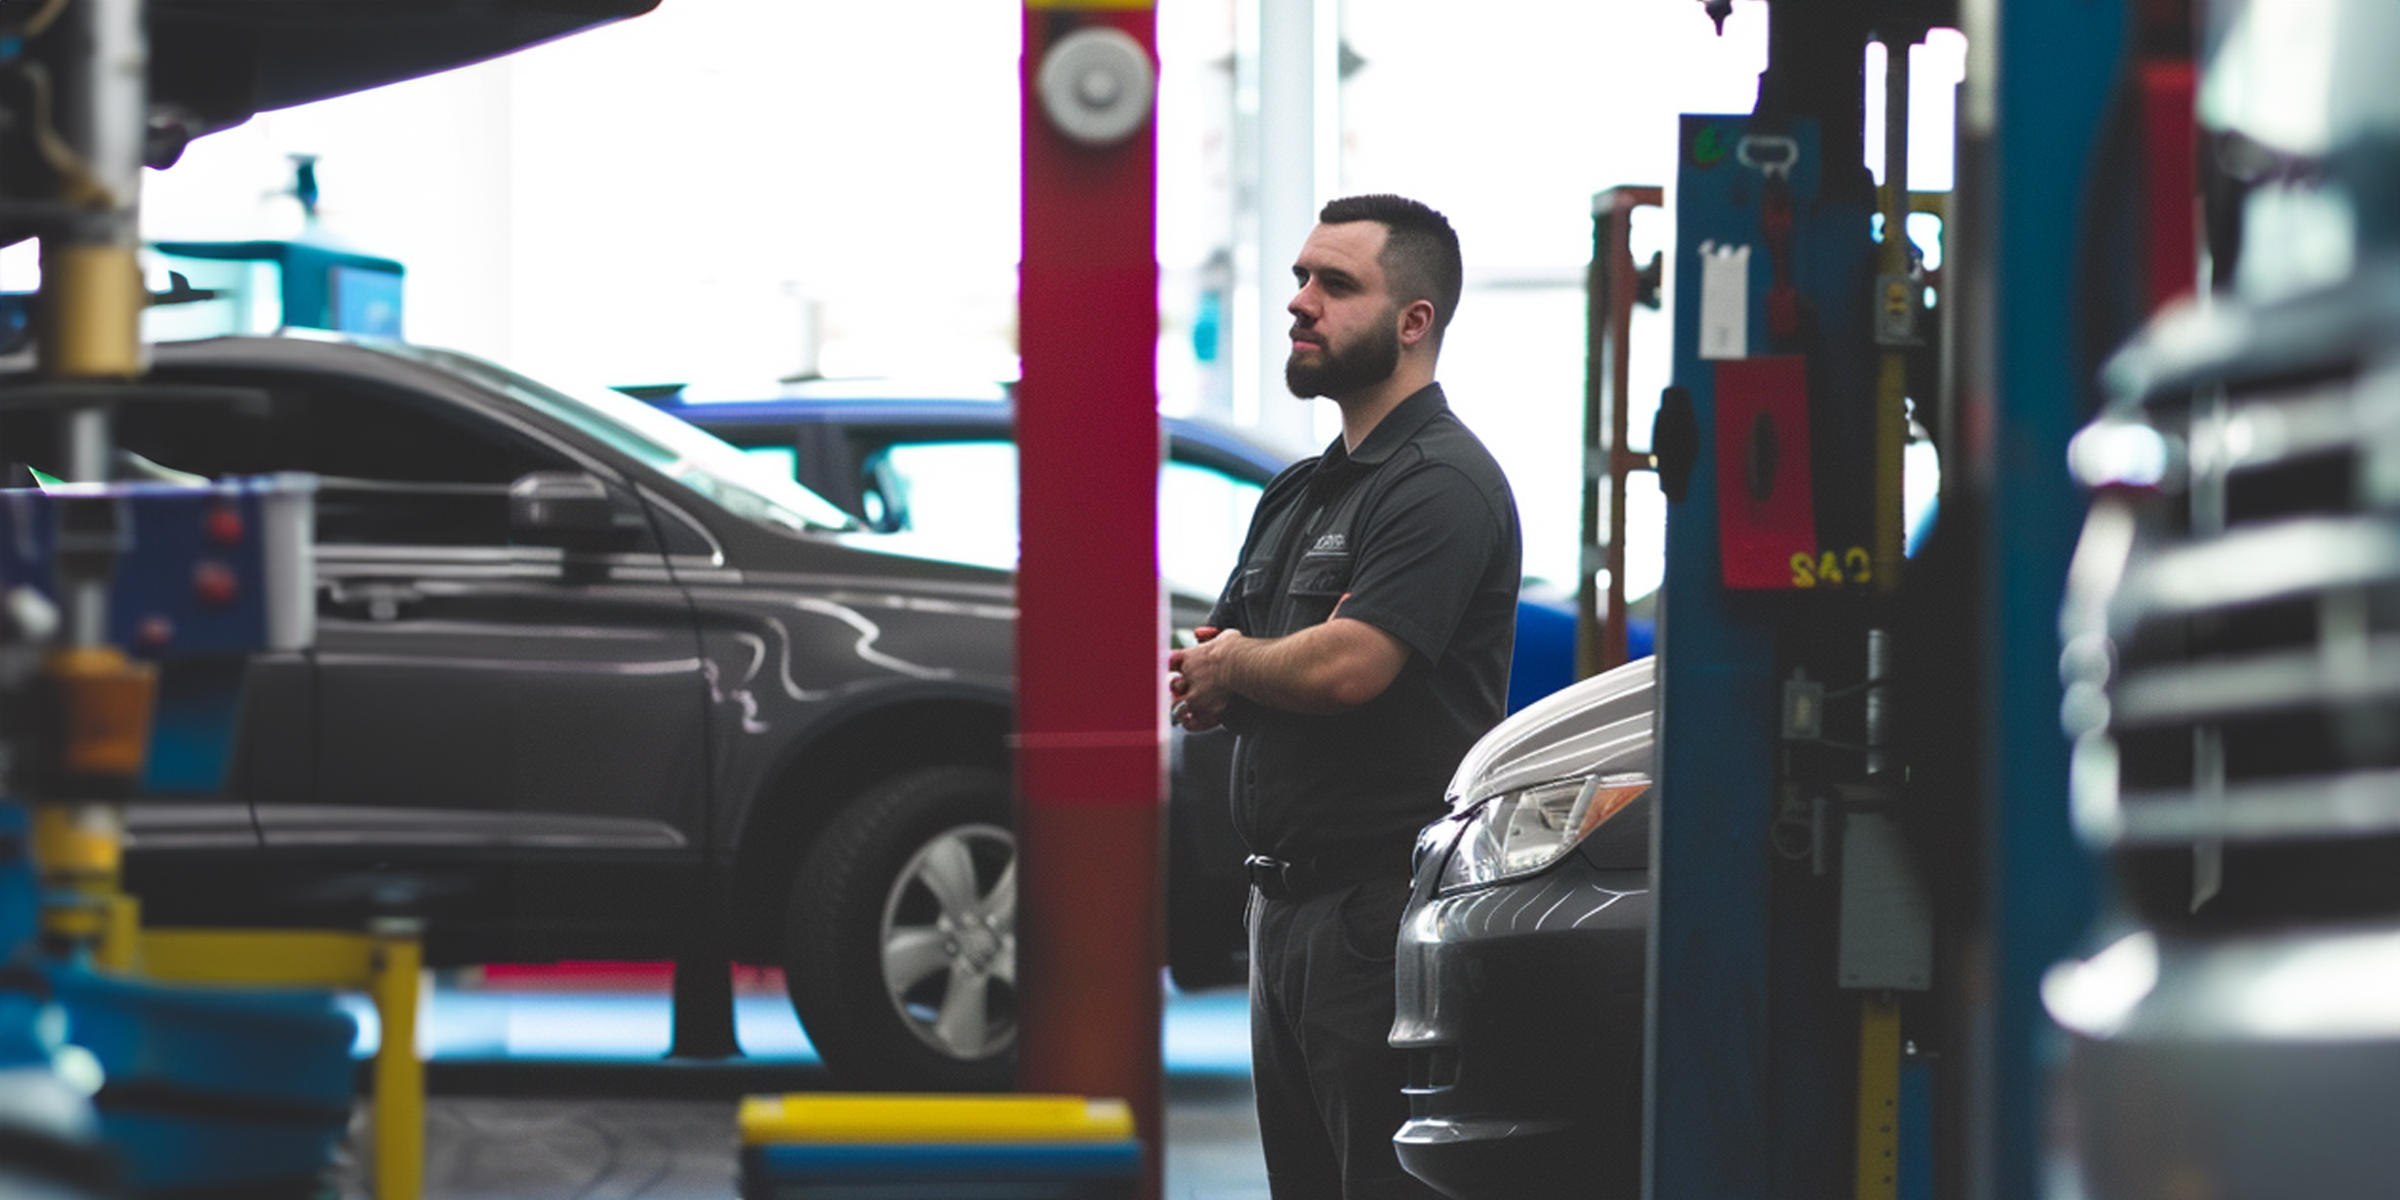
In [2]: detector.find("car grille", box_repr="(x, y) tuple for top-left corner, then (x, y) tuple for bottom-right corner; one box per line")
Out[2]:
(2064, 268), (2400, 925)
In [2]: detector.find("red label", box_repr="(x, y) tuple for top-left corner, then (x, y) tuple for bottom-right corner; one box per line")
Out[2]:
(1713, 356), (1817, 589)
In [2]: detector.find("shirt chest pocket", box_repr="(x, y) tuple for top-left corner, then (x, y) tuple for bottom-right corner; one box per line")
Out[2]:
(1285, 550), (1354, 626)
(1228, 565), (1271, 630)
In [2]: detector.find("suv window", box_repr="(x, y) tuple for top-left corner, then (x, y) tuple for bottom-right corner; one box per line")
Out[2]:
(861, 440), (1017, 571)
(366, 343), (853, 536)
(845, 438), (1262, 595)
(0, 378), (578, 547)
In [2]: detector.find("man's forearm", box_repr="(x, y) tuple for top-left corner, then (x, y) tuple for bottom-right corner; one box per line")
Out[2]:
(1210, 619), (1406, 714)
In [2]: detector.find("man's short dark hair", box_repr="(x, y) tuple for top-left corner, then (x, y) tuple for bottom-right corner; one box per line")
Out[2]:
(1318, 194), (1463, 342)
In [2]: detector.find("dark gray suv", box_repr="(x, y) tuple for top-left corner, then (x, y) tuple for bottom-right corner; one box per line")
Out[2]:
(0, 333), (1229, 1091)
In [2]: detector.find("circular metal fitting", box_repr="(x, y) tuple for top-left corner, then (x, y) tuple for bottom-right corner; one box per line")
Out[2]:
(1037, 26), (1156, 148)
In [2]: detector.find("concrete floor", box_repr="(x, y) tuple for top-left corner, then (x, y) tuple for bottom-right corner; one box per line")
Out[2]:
(337, 1074), (1265, 1200)
(330, 977), (1270, 1199)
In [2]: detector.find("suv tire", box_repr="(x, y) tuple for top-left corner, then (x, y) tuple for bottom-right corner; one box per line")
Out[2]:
(783, 766), (1018, 1090)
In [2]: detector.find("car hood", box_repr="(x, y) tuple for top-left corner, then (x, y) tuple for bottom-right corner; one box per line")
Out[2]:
(1444, 656), (1655, 811)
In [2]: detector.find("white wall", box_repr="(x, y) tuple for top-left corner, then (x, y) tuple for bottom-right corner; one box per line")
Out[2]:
(141, 0), (1024, 392)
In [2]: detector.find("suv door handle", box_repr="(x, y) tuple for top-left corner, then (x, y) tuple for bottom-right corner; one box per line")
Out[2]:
(320, 581), (424, 622)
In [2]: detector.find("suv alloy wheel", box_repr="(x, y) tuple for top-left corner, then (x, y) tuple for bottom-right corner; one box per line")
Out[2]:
(782, 766), (1019, 1089)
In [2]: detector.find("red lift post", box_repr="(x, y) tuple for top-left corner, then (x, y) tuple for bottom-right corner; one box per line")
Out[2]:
(1578, 185), (1663, 678)
(1015, 3), (1165, 1198)
(2135, 0), (2196, 313)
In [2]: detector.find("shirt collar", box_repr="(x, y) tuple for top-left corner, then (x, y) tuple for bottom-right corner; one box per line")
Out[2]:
(1314, 383), (1448, 472)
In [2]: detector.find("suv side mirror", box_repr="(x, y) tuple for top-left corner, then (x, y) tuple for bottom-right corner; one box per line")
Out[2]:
(857, 453), (911, 533)
(510, 471), (637, 551)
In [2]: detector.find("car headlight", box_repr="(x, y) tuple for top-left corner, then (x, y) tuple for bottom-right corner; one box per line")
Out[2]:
(1437, 773), (1650, 893)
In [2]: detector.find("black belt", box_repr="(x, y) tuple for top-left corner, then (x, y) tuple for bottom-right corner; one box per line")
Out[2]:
(1245, 850), (1408, 902)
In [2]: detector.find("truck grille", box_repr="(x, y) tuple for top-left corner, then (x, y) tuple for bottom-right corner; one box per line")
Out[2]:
(2064, 269), (2400, 924)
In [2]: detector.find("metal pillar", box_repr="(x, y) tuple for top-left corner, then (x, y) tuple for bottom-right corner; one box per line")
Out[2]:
(24, 0), (154, 965)
(1236, 0), (1334, 450)
(34, 0), (146, 397)
(1016, 5), (1165, 1198)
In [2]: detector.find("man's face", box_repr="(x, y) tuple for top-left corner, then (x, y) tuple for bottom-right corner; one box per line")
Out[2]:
(1285, 221), (1402, 400)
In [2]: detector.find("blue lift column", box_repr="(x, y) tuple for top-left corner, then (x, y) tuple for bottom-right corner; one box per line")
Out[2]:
(1648, 9), (1889, 1192)
(1950, 0), (2132, 1196)
(1649, 117), (1885, 1199)
(1644, 0), (2153, 1195)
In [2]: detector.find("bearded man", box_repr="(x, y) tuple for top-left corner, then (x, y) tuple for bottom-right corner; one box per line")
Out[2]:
(1169, 194), (1522, 1200)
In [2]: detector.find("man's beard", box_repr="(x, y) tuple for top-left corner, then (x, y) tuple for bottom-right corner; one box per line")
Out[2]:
(1285, 315), (1400, 399)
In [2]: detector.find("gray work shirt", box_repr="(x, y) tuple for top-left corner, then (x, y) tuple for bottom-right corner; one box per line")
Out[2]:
(1206, 383), (1522, 863)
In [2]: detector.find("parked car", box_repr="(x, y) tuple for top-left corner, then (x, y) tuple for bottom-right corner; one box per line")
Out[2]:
(1391, 654), (1654, 1200)
(0, 333), (1233, 1092)
(640, 381), (1315, 992)
(637, 382), (1586, 715)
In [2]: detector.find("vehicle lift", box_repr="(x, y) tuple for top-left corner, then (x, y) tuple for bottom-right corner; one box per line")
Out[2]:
(0, 3), (658, 1196)
(1633, 0), (2192, 1197)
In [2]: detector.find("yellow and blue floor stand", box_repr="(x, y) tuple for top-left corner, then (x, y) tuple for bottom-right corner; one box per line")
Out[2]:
(136, 922), (425, 1200)
(738, 1093), (1141, 1200)
(18, 802), (420, 1199)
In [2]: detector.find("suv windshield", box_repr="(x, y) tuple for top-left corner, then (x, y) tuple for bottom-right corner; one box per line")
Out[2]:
(364, 341), (856, 534)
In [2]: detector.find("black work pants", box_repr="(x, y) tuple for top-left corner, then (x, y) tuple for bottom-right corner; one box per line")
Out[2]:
(1248, 875), (1443, 1200)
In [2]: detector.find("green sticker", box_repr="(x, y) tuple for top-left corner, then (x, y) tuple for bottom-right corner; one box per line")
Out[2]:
(1692, 125), (1731, 168)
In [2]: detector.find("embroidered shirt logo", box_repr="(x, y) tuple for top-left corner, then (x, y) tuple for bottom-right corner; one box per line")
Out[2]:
(1311, 533), (1347, 553)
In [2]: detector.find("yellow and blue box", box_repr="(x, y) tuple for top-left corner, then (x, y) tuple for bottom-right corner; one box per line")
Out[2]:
(738, 1093), (1141, 1200)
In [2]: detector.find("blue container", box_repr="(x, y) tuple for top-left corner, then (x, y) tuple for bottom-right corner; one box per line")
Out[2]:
(53, 968), (355, 1197)
(741, 1140), (1143, 1200)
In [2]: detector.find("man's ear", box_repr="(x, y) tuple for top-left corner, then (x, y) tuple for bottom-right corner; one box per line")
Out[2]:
(1396, 298), (1438, 349)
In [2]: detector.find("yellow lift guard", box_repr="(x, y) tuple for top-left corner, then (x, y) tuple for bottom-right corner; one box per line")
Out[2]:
(138, 922), (427, 1200)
